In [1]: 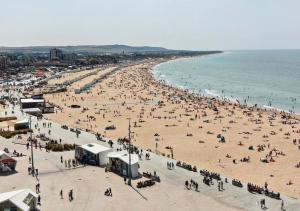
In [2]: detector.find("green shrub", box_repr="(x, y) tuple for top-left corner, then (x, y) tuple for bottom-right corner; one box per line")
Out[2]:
(0, 116), (17, 122)
(0, 129), (31, 139)
(63, 143), (75, 151)
(46, 142), (75, 152)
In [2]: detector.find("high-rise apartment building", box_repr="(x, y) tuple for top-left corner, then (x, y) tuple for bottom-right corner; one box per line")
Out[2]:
(0, 55), (8, 70)
(49, 48), (63, 61)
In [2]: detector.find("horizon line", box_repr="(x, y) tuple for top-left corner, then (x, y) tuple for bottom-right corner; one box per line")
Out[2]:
(0, 44), (300, 52)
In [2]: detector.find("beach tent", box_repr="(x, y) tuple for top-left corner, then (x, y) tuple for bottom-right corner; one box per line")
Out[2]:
(0, 150), (17, 172)
(20, 98), (45, 109)
(0, 189), (37, 211)
(14, 119), (29, 130)
(75, 143), (112, 166)
(107, 151), (139, 178)
(22, 108), (42, 116)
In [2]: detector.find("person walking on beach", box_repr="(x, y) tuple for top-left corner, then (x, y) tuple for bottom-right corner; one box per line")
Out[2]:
(281, 199), (284, 210)
(60, 190), (63, 199)
(69, 189), (74, 201)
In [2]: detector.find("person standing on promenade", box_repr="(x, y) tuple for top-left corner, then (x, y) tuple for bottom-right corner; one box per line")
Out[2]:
(38, 195), (41, 205)
(36, 183), (40, 193)
(185, 180), (189, 189)
(28, 167), (31, 175)
(260, 199), (266, 209)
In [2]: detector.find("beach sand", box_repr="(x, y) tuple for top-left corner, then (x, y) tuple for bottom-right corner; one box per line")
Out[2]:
(0, 104), (6, 113)
(44, 58), (300, 199)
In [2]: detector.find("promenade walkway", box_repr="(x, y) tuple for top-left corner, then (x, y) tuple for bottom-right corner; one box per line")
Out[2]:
(2, 101), (300, 211)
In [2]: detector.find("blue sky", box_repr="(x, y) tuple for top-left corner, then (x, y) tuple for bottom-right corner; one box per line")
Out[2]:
(1, 0), (300, 50)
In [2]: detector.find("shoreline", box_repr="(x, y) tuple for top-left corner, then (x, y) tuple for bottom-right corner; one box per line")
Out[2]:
(150, 57), (300, 120)
(152, 54), (300, 116)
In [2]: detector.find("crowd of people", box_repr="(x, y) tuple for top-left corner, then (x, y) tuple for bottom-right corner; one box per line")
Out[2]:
(167, 161), (175, 169)
(176, 161), (197, 172)
(63, 157), (80, 169)
(185, 179), (199, 191)
(142, 171), (160, 183)
(232, 179), (243, 188)
(137, 180), (155, 188)
(104, 188), (112, 197)
(247, 183), (264, 194)
(200, 169), (221, 181)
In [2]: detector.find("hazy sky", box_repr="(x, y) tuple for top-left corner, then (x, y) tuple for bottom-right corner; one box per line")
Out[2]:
(1, 0), (300, 50)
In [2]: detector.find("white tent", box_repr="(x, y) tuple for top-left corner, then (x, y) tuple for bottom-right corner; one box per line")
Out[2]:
(0, 189), (37, 211)
(22, 108), (42, 115)
(14, 119), (29, 130)
(75, 143), (112, 166)
(107, 151), (139, 165)
(107, 151), (139, 178)
(15, 119), (29, 125)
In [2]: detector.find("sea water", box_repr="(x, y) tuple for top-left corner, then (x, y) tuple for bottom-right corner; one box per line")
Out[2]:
(154, 50), (300, 113)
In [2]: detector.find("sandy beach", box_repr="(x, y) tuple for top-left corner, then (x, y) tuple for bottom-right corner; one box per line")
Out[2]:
(44, 57), (300, 199)
(0, 105), (6, 113)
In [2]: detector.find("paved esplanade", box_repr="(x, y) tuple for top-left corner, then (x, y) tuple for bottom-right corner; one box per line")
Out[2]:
(2, 99), (300, 211)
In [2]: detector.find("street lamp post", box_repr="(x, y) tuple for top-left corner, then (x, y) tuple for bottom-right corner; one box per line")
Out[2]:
(29, 116), (35, 176)
(128, 119), (132, 186)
